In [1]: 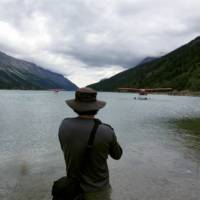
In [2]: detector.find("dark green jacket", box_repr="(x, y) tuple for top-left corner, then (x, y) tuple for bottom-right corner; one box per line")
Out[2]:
(58, 117), (122, 192)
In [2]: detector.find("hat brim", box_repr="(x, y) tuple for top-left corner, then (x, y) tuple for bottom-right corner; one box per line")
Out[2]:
(66, 99), (106, 112)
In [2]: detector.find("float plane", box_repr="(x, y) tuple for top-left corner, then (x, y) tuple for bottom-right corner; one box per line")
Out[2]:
(118, 87), (173, 100)
(49, 89), (65, 93)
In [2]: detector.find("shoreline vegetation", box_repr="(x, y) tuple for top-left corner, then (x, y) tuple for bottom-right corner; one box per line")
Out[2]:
(175, 118), (200, 135)
(169, 90), (200, 96)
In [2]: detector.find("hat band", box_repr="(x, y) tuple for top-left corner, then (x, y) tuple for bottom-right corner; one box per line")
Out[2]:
(75, 92), (97, 102)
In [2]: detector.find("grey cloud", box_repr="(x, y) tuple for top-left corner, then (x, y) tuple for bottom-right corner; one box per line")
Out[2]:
(66, 49), (142, 68)
(0, 0), (200, 86)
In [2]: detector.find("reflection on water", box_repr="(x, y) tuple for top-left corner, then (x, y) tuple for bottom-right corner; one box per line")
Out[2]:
(0, 90), (200, 200)
(19, 160), (30, 176)
(169, 118), (200, 163)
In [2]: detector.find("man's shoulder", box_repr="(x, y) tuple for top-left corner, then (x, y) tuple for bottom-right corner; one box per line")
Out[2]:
(59, 117), (77, 128)
(62, 117), (75, 121)
(99, 122), (115, 137)
(61, 117), (77, 123)
(101, 123), (114, 131)
(60, 118), (115, 132)
(98, 122), (115, 141)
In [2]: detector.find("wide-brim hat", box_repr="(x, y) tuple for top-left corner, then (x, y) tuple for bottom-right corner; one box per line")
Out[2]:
(66, 87), (106, 112)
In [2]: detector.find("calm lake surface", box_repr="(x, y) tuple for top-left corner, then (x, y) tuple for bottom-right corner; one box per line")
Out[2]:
(0, 90), (200, 200)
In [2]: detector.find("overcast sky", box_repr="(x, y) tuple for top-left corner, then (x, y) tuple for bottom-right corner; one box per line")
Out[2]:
(0, 0), (200, 87)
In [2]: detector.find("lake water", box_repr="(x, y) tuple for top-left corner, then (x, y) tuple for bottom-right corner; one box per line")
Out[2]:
(0, 90), (200, 200)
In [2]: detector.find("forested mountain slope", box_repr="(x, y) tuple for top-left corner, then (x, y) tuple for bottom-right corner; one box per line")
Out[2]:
(89, 36), (200, 91)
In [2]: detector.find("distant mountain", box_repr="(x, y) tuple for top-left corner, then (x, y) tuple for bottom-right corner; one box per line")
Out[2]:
(89, 36), (200, 91)
(139, 57), (158, 65)
(0, 51), (78, 90)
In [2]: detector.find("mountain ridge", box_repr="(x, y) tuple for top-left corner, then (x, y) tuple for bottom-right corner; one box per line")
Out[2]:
(0, 51), (78, 90)
(88, 36), (200, 91)
(139, 57), (158, 65)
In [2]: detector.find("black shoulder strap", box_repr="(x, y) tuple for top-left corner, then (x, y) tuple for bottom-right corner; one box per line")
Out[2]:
(87, 119), (101, 148)
(79, 119), (101, 174)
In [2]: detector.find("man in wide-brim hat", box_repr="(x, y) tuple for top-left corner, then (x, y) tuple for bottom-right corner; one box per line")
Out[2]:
(66, 87), (106, 112)
(58, 87), (122, 200)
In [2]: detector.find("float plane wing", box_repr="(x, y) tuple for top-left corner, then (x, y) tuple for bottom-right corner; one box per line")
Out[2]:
(118, 87), (173, 100)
